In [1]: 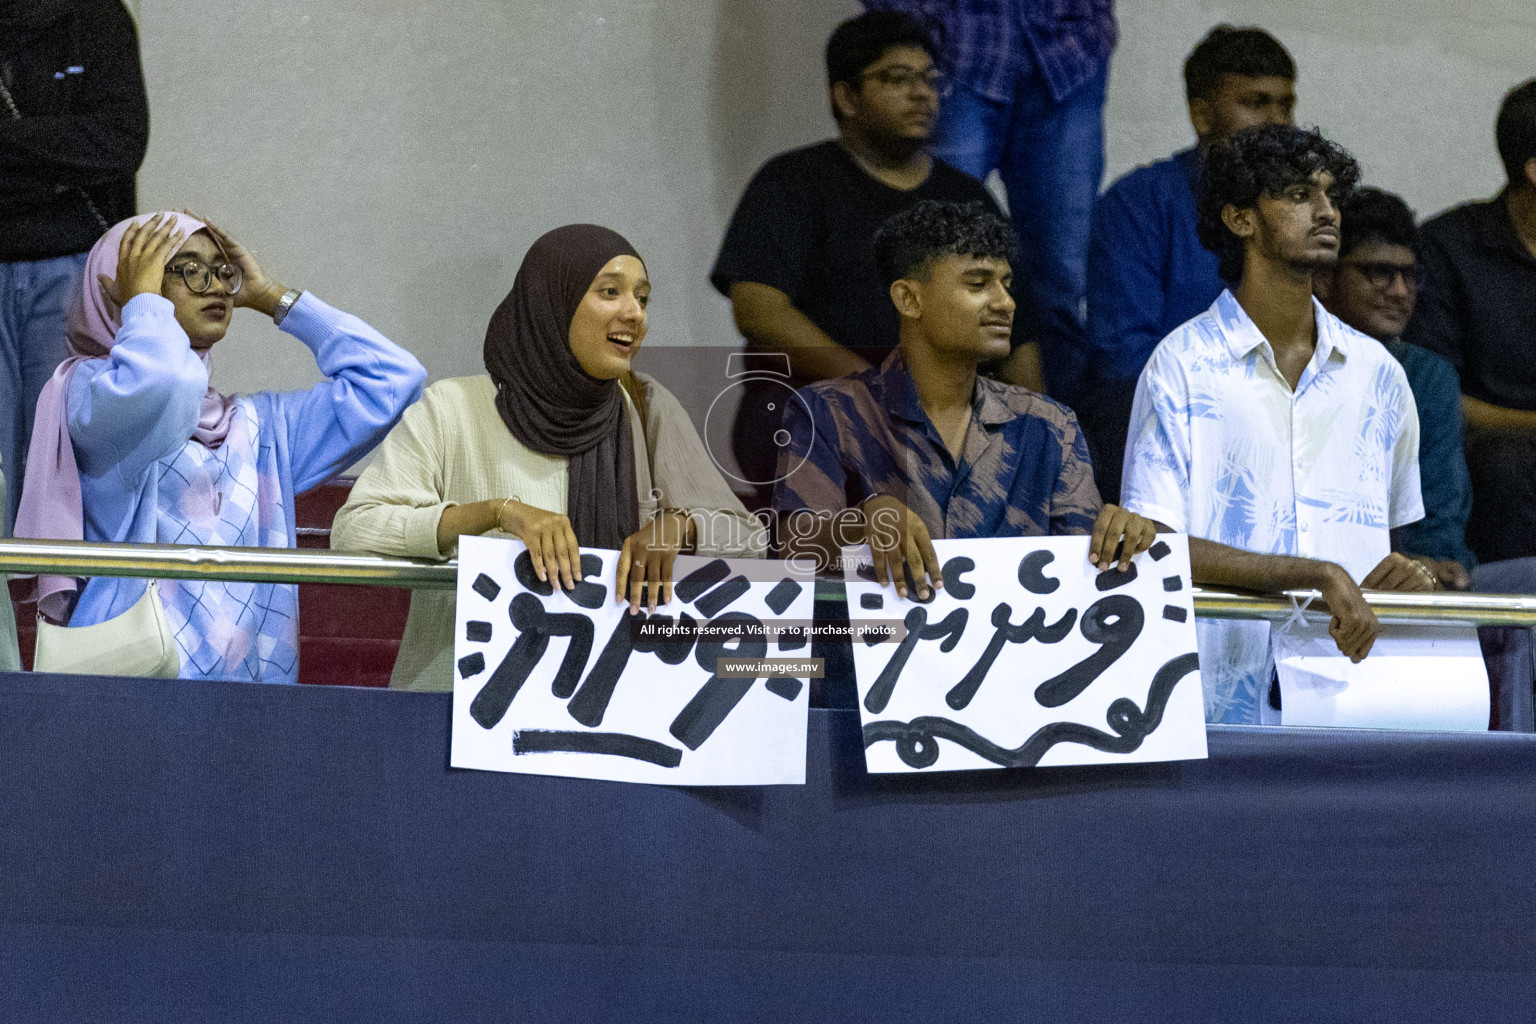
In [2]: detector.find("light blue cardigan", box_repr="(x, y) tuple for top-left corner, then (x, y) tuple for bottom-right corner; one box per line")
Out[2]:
(65, 291), (425, 683)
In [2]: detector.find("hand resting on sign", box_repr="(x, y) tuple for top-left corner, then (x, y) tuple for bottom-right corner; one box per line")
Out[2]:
(436, 499), (697, 612)
(614, 508), (695, 614)
(486, 500), (696, 614)
(860, 494), (1157, 601)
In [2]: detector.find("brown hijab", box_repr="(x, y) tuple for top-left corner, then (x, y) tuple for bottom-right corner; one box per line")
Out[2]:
(483, 224), (642, 549)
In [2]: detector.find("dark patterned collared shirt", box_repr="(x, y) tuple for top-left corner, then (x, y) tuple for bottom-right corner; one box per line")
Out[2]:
(772, 349), (1102, 539)
(865, 0), (1117, 103)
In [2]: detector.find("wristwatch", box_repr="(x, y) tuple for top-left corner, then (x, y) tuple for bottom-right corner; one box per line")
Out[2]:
(271, 289), (302, 326)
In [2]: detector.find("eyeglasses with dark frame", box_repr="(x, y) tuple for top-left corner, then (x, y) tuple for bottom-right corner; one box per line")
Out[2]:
(1342, 260), (1425, 294)
(164, 258), (243, 296)
(860, 65), (951, 98)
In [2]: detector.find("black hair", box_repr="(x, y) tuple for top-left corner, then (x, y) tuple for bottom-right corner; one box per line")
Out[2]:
(825, 11), (934, 91)
(1183, 25), (1295, 103)
(1197, 124), (1361, 283)
(1338, 187), (1416, 260)
(873, 200), (1015, 286)
(1496, 79), (1536, 188)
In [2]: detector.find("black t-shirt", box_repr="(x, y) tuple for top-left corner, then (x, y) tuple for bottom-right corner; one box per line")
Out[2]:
(0, 0), (149, 260)
(1404, 194), (1536, 410)
(711, 141), (1003, 352)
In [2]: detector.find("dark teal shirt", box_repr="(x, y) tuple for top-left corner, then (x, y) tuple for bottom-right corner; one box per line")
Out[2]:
(1387, 339), (1475, 568)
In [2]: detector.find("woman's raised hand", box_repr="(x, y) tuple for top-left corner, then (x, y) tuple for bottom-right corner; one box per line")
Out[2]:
(99, 213), (187, 310)
(182, 210), (286, 314)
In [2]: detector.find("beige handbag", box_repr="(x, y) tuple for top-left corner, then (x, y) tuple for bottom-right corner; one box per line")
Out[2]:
(33, 581), (181, 678)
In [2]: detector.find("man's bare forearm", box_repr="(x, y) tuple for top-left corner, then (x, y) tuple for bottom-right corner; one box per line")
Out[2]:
(729, 281), (872, 381)
(1156, 530), (1379, 661)
(1462, 394), (1536, 436)
(1183, 534), (1345, 593)
(988, 342), (1045, 392)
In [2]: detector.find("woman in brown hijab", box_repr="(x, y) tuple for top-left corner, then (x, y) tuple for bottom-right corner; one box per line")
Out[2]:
(333, 225), (765, 691)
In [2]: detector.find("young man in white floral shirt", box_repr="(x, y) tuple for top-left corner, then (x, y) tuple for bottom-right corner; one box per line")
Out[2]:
(1121, 124), (1435, 724)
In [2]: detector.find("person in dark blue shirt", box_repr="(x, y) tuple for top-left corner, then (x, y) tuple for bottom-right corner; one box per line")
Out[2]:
(1080, 26), (1295, 501)
(1313, 188), (1474, 586)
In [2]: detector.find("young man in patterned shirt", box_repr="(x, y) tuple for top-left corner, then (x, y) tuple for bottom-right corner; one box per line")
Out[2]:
(772, 200), (1155, 598)
(1121, 124), (1435, 724)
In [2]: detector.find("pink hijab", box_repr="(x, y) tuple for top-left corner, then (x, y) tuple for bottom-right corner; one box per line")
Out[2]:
(14, 212), (238, 615)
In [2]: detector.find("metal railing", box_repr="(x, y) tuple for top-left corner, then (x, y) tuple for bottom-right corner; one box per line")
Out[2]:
(1, 538), (1533, 626)
(0, 538), (456, 590)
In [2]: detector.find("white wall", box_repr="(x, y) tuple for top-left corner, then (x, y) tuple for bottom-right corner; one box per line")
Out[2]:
(1106, 0), (1536, 216)
(132, 0), (1535, 400)
(135, 0), (859, 399)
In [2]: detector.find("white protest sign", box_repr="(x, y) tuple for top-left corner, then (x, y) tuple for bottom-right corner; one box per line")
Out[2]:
(1276, 623), (1489, 731)
(451, 536), (814, 785)
(843, 535), (1207, 772)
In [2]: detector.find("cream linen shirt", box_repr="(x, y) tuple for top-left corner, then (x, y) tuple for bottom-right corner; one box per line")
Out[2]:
(331, 373), (766, 690)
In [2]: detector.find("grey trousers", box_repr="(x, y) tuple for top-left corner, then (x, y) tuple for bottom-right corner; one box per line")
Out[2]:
(1471, 558), (1536, 732)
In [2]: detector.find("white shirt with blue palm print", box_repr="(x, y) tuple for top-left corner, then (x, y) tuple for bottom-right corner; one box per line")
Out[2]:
(1121, 289), (1424, 725)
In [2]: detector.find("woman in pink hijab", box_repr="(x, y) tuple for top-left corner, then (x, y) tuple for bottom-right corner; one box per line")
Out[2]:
(15, 211), (426, 682)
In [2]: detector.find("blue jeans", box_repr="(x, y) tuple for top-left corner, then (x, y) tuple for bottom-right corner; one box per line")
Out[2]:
(930, 61), (1107, 404)
(0, 253), (87, 536)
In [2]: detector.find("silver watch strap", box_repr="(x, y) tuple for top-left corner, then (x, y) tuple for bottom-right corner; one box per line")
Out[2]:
(271, 289), (302, 326)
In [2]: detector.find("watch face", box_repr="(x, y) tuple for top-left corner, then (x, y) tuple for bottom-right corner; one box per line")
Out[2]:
(703, 376), (815, 487)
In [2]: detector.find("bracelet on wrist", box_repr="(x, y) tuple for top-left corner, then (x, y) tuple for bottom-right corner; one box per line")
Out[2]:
(497, 496), (519, 532)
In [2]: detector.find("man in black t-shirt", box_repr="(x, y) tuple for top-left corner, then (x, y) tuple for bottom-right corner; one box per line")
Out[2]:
(711, 11), (1003, 502)
(1406, 80), (1536, 563)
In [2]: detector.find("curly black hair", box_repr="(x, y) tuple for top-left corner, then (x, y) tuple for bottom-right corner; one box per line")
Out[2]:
(1338, 187), (1416, 259)
(873, 200), (1015, 286)
(1183, 25), (1294, 103)
(1197, 124), (1361, 283)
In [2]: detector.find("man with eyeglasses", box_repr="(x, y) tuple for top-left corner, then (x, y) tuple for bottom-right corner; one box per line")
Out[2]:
(712, 11), (1001, 510)
(1313, 187), (1474, 591)
(0, 0), (148, 535)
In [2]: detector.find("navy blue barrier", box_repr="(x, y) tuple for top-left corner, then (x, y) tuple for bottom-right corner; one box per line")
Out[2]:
(2, 670), (1535, 1022)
